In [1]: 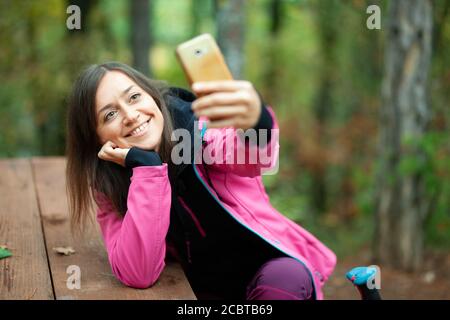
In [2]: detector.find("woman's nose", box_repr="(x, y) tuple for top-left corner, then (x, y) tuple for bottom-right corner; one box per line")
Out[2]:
(122, 108), (140, 125)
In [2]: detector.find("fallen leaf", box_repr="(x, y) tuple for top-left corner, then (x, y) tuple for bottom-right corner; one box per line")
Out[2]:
(0, 247), (12, 260)
(53, 246), (76, 256)
(423, 271), (436, 284)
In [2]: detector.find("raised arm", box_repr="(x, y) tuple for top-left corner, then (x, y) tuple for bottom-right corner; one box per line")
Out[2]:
(192, 81), (280, 177)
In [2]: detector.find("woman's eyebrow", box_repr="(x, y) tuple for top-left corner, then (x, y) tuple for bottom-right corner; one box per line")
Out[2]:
(97, 85), (135, 116)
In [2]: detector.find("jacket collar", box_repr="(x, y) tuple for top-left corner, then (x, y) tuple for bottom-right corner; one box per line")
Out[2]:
(165, 87), (199, 180)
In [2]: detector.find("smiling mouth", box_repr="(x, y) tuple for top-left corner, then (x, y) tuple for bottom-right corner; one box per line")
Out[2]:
(125, 118), (151, 138)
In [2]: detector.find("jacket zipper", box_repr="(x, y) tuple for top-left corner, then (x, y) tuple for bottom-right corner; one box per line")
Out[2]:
(197, 121), (319, 298)
(192, 161), (319, 300)
(178, 196), (207, 238)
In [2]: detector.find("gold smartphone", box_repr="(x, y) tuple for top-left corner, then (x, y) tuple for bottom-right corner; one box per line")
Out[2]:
(175, 33), (233, 85)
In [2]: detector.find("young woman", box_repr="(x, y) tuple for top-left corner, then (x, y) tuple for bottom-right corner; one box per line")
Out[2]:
(66, 61), (336, 300)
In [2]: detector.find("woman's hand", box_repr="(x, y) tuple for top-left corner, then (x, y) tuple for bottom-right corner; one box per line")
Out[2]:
(191, 80), (262, 130)
(98, 141), (130, 167)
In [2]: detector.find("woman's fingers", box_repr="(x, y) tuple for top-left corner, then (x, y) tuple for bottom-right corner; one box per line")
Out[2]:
(105, 147), (128, 159)
(98, 141), (129, 166)
(98, 141), (114, 158)
(194, 105), (247, 120)
(192, 91), (253, 111)
(206, 116), (243, 129)
(192, 80), (252, 94)
(191, 80), (262, 130)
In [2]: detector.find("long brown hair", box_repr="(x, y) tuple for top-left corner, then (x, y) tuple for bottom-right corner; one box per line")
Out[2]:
(66, 62), (175, 234)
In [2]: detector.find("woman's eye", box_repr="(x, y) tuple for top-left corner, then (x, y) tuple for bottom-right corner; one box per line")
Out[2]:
(130, 93), (141, 102)
(104, 110), (116, 121)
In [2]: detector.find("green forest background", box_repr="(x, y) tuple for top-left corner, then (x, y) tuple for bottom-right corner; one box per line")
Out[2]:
(0, 0), (449, 264)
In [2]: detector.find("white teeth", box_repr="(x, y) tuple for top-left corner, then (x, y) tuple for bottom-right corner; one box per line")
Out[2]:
(130, 119), (151, 136)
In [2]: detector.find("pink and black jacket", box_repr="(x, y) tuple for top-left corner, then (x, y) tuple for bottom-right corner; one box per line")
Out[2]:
(95, 88), (337, 299)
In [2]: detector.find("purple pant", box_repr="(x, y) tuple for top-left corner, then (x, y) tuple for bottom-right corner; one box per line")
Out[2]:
(245, 257), (315, 300)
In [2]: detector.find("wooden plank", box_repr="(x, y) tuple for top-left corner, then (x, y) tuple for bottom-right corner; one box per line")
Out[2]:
(0, 159), (54, 300)
(31, 157), (196, 300)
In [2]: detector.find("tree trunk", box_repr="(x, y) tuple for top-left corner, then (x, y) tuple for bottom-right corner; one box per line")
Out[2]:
(215, 0), (245, 79)
(130, 0), (152, 77)
(262, 0), (284, 105)
(269, 0), (283, 35)
(375, 0), (433, 271)
(310, 1), (339, 215)
(191, 0), (202, 37)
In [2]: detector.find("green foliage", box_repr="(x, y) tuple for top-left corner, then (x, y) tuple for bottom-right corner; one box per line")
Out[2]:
(0, 247), (12, 260)
(0, 0), (449, 256)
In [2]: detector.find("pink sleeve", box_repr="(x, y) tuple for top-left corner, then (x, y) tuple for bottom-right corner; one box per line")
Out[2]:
(200, 106), (280, 177)
(95, 164), (171, 289)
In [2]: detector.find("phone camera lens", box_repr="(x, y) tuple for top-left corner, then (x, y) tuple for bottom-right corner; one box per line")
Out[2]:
(194, 49), (203, 56)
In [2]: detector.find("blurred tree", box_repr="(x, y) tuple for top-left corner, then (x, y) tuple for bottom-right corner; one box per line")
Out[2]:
(432, 0), (450, 59)
(189, 0), (214, 38)
(269, 0), (283, 34)
(130, 0), (152, 76)
(309, 0), (340, 215)
(215, 0), (245, 79)
(262, 0), (284, 104)
(191, 0), (202, 37)
(63, 0), (101, 156)
(375, 0), (433, 271)
(332, 0), (383, 221)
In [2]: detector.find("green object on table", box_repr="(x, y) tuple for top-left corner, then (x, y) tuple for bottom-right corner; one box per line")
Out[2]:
(0, 247), (12, 259)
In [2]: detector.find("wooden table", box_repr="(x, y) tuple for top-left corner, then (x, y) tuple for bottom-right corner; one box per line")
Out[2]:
(0, 157), (196, 300)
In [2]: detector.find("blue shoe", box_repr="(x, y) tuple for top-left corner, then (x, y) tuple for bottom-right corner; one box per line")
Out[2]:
(346, 266), (377, 286)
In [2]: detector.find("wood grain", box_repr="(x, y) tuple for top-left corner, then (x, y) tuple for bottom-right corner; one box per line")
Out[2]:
(0, 159), (54, 299)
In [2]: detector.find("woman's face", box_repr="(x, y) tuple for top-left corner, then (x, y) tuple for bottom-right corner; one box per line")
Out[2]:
(95, 71), (164, 151)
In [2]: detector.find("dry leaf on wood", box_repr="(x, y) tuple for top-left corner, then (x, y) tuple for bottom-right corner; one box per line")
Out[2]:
(53, 246), (76, 256)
